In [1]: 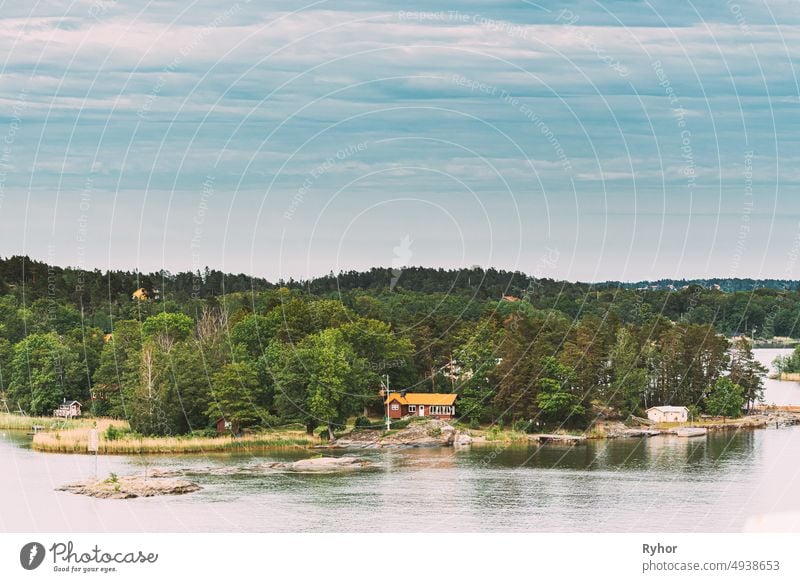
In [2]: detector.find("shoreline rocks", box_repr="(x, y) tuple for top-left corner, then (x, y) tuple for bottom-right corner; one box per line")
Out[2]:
(141, 456), (374, 478)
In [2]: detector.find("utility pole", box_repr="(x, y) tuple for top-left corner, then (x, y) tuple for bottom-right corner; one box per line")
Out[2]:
(383, 374), (391, 431)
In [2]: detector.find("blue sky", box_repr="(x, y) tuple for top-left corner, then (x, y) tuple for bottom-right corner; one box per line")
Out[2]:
(1, 0), (799, 282)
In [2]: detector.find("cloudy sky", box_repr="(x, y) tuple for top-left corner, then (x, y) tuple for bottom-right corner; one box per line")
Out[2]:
(1, 0), (799, 282)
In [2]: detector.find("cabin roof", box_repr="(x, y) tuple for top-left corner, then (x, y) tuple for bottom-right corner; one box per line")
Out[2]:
(385, 393), (457, 406)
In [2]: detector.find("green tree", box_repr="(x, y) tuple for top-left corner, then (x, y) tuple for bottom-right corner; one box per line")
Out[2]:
(8, 333), (83, 415)
(141, 312), (194, 348)
(704, 377), (745, 419)
(452, 320), (501, 423)
(339, 318), (415, 413)
(230, 313), (279, 357)
(0, 296), (26, 343)
(92, 320), (142, 417)
(206, 361), (271, 428)
(270, 328), (369, 437)
(0, 338), (12, 393)
(536, 356), (584, 426)
(728, 338), (767, 411)
(774, 345), (800, 374)
(609, 327), (648, 416)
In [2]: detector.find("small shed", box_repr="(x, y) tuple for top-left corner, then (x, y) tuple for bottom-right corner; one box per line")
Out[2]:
(215, 417), (241, 436)
(53, 400), (82, 418)
(646, 406), (689, 423)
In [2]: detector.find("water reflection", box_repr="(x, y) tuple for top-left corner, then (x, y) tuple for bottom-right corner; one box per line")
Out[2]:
(2, 423), (798, 533)
(473, 431), (755, 474)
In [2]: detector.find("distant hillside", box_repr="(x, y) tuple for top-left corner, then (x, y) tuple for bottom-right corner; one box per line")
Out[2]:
(2, 255), (800, 337)
(2, 255), (797, 302)
(610, 278), (800, 293)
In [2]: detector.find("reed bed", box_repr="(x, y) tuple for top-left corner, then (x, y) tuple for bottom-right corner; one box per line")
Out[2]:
(0, 412), (125, 431)
(32, 428), (314, 454)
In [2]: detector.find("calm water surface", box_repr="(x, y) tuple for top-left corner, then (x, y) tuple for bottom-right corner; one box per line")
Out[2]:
(754, 348), (800, 405)
(2, 348), (799, 533)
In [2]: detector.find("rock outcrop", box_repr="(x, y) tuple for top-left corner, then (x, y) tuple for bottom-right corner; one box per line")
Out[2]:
(145, 456), (373, 477)
(57, 474), (200, 499)
(263, 456), (371, 472)
(326, 418), (470, 449)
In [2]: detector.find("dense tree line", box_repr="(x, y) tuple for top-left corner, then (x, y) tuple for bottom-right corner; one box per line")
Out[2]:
(0, 257), (779, 434)
(3, 256), (800, 338)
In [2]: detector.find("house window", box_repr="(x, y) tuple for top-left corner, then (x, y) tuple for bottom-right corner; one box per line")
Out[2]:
(409, 405), (416, 412)
(391, 404), (399, 411)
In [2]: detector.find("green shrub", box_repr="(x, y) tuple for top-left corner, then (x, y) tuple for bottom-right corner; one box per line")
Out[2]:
(354, 416), (371, 428)
(513, 419), (532, 433)
(190, 428), (218, 438)
(468, 418), (480, 430)
(105, 425), (122, 441)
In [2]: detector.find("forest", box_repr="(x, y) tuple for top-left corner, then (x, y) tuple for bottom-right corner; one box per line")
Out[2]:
(0, 255), (789, 436)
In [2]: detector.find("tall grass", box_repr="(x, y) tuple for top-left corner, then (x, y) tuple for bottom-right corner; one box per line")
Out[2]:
(32, 427), (314, 454)
(0, 413), (124, 431)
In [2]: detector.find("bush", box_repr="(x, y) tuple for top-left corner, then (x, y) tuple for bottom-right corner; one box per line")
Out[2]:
(354, 416), (371, 428)
(468, 418), (480, 430)
(190, 428), (218, 438)
(513, 419), (532, 433)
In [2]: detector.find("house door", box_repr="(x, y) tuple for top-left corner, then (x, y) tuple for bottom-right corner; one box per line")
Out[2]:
(418, 405), (424, 416)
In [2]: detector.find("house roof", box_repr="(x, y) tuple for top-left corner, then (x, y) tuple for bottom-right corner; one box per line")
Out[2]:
(385, 393), (457, 406)
(646, 406), (688, 413)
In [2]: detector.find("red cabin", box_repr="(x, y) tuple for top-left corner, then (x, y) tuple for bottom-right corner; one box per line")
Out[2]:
(215, 417), (241, 436)
(385, 393), (457, 420)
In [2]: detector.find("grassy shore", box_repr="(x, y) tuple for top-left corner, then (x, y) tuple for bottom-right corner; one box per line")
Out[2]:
(0, 412), (107, 431)
(31, 426), (314, 454)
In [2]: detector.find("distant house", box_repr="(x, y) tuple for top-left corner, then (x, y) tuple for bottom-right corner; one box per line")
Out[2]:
(646, 406), (688, 423)
(132, 288), (149, 301)
(53, 400), (82, 419)
(385, 392), (457, 420)
(215, 417), (241, 436)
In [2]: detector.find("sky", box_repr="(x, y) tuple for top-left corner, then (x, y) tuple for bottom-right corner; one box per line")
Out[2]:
(1, 0), (799, 283)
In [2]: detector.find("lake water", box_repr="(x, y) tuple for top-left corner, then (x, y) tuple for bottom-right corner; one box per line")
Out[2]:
(2, 349), (800, 533)
(753, 347), (800, 405)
